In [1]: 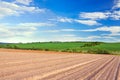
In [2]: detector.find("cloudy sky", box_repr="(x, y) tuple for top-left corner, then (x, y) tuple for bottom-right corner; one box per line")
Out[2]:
(0, 0), (120, 43)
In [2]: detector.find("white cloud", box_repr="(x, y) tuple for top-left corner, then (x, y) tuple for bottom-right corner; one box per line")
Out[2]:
(41, 29), (75, 33)
(0, 24), (119, 42)
(48, 35), (82, 42)
(102, 33), (120, 37)
(113, 0), (120, 9)
(111, 11), (120, 20)
(87, 36), (101, 39)
(79, 12), (110, 20)
(0, 1), (45, 18)
(41, 29), (80, 33)
(42, 30), (60, 33)
(51, 4), (120, 26)
(55, 17), (73, 23)
(62, 34), (76, 37)
(79, 0), (120, 20)
(0, 22), (54, 38)
(14, 0), (32, 5)
(79, 11), (120, 20)
(75, 19), (100, 26)
(80, 26), (120, 42)
(87, 36), (116, 42)
(95, 26), (120, 34)
(0, 25), (35, 38)
(18, 22), (55, 27)
(51, 17), (100, 26)
(49, 35), (118, 42)
(82, 26), (120, 34)
(61, 29), (76, 32)
(53, 34), (76, 37)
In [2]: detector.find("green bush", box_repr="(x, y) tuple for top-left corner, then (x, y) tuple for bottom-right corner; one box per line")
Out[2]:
(14, 45), (19, 49)
(87, 49), (110, 54)
(44, 49), (49, 51)
(81, 42), (102, 47)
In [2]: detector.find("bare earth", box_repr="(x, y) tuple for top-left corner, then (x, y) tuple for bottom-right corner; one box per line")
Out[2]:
(0, 49), (120, 80)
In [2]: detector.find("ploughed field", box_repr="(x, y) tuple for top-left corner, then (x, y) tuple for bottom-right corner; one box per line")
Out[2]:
(0, 49), (120, 80)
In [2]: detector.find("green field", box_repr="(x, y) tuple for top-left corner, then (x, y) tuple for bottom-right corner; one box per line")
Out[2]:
(0, 42), (120, 55)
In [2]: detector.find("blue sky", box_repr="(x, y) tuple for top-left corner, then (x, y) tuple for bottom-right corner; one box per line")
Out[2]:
(0, 0), (120, 43)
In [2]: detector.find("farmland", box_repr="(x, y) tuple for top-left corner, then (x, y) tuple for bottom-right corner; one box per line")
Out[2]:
(0, 42), (120, 54)
(0, 49), (120, 80)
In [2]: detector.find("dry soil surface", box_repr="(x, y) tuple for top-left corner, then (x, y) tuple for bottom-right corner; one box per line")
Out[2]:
(0, 49), (120, 80)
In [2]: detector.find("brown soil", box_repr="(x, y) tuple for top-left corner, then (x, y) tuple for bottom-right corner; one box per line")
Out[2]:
(0, 49), (119, 80)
